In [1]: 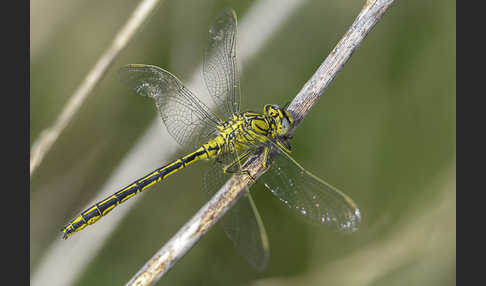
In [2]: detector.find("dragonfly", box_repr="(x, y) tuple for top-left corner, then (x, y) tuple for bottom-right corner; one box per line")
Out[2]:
(61, 8), (361, 271)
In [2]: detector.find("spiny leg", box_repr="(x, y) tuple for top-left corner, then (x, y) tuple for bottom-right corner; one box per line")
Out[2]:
(262, 146), (270, 168)
(223, 150), (257, 182)
(223, 150), (250, 172)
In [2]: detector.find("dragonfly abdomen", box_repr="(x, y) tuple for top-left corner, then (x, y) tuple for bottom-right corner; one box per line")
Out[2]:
(61, 146), (214, 239)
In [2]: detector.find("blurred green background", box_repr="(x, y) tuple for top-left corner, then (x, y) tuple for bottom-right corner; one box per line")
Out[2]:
(30, 0), (455, 285)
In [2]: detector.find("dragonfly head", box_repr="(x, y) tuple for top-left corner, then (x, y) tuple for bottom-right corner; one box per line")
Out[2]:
(264, 104), (294, 137)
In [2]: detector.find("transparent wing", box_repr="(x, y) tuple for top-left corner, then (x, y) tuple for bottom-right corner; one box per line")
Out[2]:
(119, 64), (221, 147)
(203, 8), (240, 118)
(260, 143), (361, 232)
(203, 148), (269, 271)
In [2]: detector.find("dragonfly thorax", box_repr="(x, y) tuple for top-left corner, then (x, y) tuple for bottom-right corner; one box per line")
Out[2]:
(209, 105), (294, 156)
(215, 112), (273, 152)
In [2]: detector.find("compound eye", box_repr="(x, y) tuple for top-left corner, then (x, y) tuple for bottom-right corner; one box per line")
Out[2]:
(278, 117), (290, 135)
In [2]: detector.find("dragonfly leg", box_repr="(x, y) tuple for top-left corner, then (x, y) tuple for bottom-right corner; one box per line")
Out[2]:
(223, 150), (256, 182)
(262, 146), (270, 168)
(226, 169), (256, 182)
(223, 150), (251, 172)
(275, 138), (291, 153)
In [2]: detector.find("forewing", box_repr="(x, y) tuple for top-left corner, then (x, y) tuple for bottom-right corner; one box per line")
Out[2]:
(203, 150), (269, 271)
(260, 145), (361, 232)
(119, 64), (220, 147)
(203, 8), (241, 118)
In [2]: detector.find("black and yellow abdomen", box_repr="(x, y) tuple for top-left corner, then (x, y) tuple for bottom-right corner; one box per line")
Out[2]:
(61, 145), (217, 239)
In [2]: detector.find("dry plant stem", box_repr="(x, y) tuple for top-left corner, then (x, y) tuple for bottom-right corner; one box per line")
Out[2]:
(30, 0), (162, 176)
(287, 0), (394, 130)
(126, 0), (395, 285)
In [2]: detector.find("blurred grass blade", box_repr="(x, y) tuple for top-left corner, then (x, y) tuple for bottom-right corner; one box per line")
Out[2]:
(30, 0), (163, 176)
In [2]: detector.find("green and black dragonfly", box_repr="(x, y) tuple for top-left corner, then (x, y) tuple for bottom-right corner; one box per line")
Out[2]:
(61, 8), (361, 271)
